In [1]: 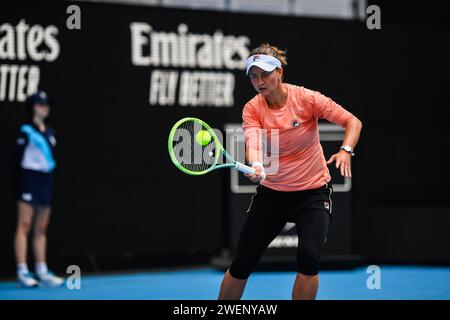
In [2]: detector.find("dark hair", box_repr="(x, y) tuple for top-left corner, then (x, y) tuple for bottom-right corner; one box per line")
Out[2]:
(250, 43), (288, 67)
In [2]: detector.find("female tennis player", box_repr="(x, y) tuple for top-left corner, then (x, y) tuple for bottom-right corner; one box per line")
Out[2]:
(11, 91), (64, 288)
(218, 44), (362, 300)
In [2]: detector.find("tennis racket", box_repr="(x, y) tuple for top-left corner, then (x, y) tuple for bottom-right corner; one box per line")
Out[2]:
(168, 117), (265, 179)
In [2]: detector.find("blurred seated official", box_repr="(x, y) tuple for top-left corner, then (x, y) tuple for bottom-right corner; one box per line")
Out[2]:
(11, 91), (64, 288)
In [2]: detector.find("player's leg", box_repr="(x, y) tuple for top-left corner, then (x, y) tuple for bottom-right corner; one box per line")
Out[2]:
(292, 208), (330, 300)
(33, 206), (51, 267)
(33, 206), (64, 287)
(292, 272), (319, 300)
(218, 270), (248, 300)
(218, 209), (287, 299)
(15, 201), (34, 264)
(15, 201), (38, 287)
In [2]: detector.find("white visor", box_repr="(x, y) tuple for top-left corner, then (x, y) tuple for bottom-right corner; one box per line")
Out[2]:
(245, 54), (282, 75)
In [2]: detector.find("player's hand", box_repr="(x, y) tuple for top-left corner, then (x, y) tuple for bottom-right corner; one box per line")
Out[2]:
(244, 163), (265, 183)
(327, 150), (352, 178)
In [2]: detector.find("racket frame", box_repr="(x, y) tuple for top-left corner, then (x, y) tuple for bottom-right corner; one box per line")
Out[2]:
(168, 117), (257, 176)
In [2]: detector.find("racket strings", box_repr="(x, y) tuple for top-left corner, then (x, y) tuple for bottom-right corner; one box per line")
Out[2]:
(171, 120), (217, 173)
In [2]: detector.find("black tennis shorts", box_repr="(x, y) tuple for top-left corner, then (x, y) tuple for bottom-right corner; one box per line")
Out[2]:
(15, 169), (53, 207)
(229, 182), (333, 279)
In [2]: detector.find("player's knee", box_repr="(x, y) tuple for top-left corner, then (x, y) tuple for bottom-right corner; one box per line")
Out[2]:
(18, 220), (32, 234)
(297, 243), (321, 276)
(34, 223), (48, 235)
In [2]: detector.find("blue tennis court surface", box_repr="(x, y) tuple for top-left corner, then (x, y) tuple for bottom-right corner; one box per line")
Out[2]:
(1, 266), (449, 300)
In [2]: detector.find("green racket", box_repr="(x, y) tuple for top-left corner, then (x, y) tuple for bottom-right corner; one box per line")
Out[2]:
(168, 117), (265, 178)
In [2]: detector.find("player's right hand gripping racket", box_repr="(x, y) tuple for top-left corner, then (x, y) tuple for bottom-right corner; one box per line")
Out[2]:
(168, 117), (265, 179)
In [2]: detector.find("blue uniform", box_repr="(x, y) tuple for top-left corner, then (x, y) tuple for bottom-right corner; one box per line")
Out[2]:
(12, 123), (56, 206)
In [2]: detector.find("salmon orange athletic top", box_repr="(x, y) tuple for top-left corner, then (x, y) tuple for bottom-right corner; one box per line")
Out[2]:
(242, 83), (355, 191)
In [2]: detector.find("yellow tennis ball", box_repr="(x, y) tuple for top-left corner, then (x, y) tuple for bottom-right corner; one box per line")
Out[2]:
(195, 130), (212, 146)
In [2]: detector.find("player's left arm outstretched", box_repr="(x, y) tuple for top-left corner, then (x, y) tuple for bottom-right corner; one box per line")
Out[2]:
(312, 90), (362, 178)
(326, 116), (362, 178)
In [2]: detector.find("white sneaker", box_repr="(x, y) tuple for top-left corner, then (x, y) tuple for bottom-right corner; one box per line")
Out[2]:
(37, 271), (65, 287)
(17, 272), (39, 288)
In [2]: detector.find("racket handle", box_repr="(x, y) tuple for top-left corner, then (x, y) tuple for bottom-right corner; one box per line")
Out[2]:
(235, 162), (255, 174)
(235, 162), (266, 180)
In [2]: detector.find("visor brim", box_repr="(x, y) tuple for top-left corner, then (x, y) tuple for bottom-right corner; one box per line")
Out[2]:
(246, 62), (278, 75)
